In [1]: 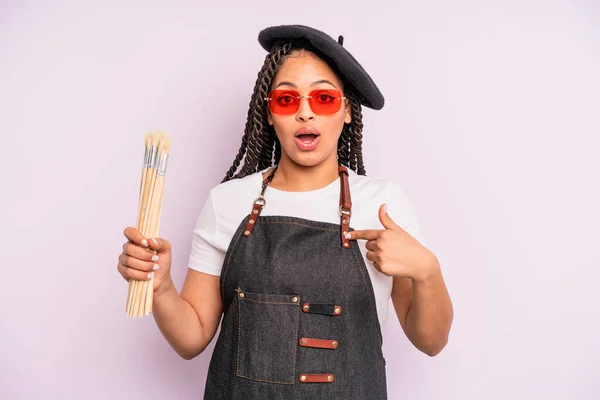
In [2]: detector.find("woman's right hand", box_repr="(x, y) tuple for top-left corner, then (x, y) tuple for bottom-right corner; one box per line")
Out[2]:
(117, 227), (173, 293)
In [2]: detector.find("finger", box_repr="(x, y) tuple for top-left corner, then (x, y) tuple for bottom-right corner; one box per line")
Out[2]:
(366, 250), (377, 264)
(378, 204), (402, 231)
(365, 240), (378, 252)
(118, 263), (155, 281)
(147, 237), (171, 254)
(123, 242), (159, 263)
(123, 227), (149, 248)
(372, 261), (381, 272)
(119, 252), (160, 272)
(365, 251), (383, 273)
(346, 229), (381, 241)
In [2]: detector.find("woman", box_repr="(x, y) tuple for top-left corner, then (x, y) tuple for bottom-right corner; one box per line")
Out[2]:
(117, 24), (453, 399)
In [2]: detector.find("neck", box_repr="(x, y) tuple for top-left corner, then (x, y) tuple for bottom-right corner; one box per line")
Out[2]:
(267, 155), (340, 192)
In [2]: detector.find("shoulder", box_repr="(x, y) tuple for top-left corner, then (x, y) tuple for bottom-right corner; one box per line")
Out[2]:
(202, 169), (268, 235)
(347, 168), (423, 240)
(347, 168), (409, 204)
(348, 168), (389, 197)
(209, 169), (264, 199)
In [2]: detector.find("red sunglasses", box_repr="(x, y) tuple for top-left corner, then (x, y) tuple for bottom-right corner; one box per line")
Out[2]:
(265, 89), (347, 115)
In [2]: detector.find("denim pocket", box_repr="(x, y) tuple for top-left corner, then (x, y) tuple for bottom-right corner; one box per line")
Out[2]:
(235, 288), (300, 384)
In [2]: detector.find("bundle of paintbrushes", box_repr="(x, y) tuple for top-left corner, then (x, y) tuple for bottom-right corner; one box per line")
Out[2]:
(126, 132), (171, 318)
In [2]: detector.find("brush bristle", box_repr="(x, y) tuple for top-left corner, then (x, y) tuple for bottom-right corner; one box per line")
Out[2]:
(162, 133), (171, 154)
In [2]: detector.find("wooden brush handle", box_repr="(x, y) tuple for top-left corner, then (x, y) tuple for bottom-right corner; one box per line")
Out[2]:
(141, 168), (159, 237)
(138, 168), (154, 236)
(137, 167), (149, 229)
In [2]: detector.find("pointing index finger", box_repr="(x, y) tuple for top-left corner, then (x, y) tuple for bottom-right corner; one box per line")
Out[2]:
(346, 229), (381, 241)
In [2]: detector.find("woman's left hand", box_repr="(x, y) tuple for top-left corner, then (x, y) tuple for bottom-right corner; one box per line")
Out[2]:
(345, 204), (439, 281)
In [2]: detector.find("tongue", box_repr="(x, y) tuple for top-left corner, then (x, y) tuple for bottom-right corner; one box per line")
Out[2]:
(298, 134), (317, 143)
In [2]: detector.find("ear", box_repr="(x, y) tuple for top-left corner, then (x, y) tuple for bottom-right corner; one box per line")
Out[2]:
(344, 100), (352, 124)
(267, 109), (274, 126)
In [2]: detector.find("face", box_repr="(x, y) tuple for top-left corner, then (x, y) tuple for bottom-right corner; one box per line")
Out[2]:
(267, 50), (352, 168)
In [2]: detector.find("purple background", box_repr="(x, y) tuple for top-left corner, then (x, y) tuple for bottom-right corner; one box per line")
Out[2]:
(1, 1), (599, 399)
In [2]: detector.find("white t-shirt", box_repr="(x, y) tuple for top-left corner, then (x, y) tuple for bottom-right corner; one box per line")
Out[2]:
(188, 166), (425, 327)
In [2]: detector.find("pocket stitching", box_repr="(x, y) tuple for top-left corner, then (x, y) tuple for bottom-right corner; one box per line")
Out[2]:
(240, 298), (298, 305)
(236, 292), (300, 385)
(291, 301), (299, 383)
(235, 374), (295, 385)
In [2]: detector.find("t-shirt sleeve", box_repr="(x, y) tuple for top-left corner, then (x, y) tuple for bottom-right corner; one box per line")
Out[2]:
(187, 191), (225, 276)
(387, 181), (426, 245)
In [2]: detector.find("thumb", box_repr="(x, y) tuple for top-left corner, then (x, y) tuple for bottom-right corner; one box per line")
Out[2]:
(379, 204), (400, 231)
(147, 237), (172, 254)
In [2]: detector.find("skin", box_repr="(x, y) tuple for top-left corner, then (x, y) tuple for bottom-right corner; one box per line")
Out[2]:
(117, 50), (453, 360)
(265, 49), (351, 192)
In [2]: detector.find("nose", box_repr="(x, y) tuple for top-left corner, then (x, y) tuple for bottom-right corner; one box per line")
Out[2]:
(295, 97), (315, 122)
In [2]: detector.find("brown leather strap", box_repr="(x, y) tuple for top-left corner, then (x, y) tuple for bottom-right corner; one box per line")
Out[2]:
(242, 167), (277, 237)
(299, 374), (335, 383)
(242, 202), (263, 237)
(338, 165), (352, 210)
(338, 165), (352, 249)
(302, 303), (342, 316)
(299, 337), (339, 350)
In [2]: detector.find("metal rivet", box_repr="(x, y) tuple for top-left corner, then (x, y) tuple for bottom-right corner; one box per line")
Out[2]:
(249, 219), (255, 224)
(344, 242), (350, 247)
(327, 375), (333, 382)
(300, 375), (307, 382)
(238, 292), (245, 298)
(244, 230), (250, 236)
(253, 209), (259, 214)
(301, 339), (306, 345)
(292, 296), (298, 303)
(343, 231), (347, 235)
(332, 341), (338, 348)
(334, 307), (341, 315)
(342, 220), (348, 224)
(302, 304), (309, 312)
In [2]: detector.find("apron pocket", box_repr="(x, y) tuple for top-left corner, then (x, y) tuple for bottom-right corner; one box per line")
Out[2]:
(235, 288), (300, 384)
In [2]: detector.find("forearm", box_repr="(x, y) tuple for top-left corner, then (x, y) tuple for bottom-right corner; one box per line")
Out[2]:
(406, 261), (453, 356)
(151, 277), (209, 360)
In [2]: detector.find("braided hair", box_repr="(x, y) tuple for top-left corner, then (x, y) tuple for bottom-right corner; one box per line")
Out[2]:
(221, 41), (367, 183)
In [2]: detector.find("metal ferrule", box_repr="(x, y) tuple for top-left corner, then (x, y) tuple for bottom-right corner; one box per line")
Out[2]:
(143, 147), (150, 168)
(149, 145), (158, 169)
(158, 153), (169, 176)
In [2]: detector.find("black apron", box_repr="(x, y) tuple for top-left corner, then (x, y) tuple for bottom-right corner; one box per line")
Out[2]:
(203, 165), (388, 399)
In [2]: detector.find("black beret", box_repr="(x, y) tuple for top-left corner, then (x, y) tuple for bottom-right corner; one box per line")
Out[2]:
(257, 24), (385, 110)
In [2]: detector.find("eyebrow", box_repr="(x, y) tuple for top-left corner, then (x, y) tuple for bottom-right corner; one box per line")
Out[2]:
(273, 79), (338, 89)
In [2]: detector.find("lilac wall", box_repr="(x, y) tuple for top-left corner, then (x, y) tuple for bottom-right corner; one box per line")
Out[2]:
(2, 1), (599, 399)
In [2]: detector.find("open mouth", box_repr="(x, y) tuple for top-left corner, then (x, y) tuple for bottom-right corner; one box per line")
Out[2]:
(296, 133), (319, 143)
(294, 128), (321, 151)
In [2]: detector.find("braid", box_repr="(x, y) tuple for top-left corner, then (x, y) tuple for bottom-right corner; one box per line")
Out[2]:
(251, 70), (273, 172)
(274, 136), (282, 165)
(222, 105), (253, 182)
(337, 125), (351, 169)
(348, 90), (366, 175)
(222, 42), (292, 182)
(338, 89), (366, 175)
(222, 44), (368, 182)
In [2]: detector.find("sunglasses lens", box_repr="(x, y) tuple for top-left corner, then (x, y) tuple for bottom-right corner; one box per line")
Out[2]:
(266, 89), (343, 115)
(310, 90), (342, 114)
(268, 90), (299, 115)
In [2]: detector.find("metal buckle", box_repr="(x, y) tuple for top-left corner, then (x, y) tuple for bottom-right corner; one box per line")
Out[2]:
(254, 196), (267, 209)
(339, 205), (352, 217)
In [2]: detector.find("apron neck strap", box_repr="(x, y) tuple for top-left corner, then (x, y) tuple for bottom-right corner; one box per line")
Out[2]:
(338, 165), (352, 249)
(243, 164), (354, 249)
(261, 166), (278, 197)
